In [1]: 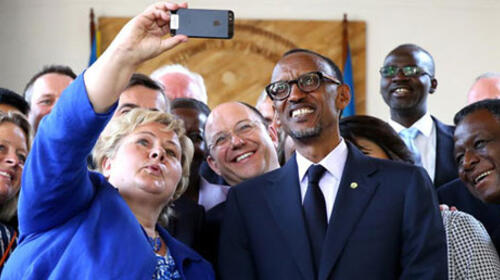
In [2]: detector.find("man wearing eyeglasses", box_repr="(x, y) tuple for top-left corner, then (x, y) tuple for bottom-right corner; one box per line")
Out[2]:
(380, 44), (457, 188)
(218, 48), (447, 279)
(201, 101), (280, 265)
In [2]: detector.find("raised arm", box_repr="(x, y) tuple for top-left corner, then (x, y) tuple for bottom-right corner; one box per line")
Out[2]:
(19, 2), (188, 236)
(84, 2), (187, 113)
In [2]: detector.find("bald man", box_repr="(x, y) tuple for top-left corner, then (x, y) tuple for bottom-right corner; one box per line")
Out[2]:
(467, 73), (500, 104)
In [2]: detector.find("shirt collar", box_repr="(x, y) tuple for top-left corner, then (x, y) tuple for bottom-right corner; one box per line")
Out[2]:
(296, 138), (348, 183)
(389, 112), (433, 137)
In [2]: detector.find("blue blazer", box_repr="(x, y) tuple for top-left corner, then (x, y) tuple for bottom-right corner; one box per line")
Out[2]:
(218, 144), (447, 280)
(432, 116), (458, 188)
(2, 74), (214, 280)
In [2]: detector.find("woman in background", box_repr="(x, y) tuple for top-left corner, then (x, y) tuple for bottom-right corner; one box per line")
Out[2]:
(0, 112), (30, 272)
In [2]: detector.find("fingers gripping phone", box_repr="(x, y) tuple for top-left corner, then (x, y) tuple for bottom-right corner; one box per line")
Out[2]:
(170, 8), (234, 39)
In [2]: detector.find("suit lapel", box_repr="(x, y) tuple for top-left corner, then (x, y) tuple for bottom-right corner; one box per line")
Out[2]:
(264, 154), (315, 280)
(318, 144), (379, 280)
(432, 116), (458, 187)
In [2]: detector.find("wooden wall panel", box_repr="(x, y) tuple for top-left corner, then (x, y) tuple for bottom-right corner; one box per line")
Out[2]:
(99, 17), (365, 112)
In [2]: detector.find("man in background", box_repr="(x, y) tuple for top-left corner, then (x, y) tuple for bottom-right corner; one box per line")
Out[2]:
(439, 73), (500, 251)
(113, 73), (169, 117)
(380, 44), (457, 188)
(256, 90), (295, 165)
(151, 64), (208, 103)
(467, 72), (500, 104)
(202, 101), (280, 267)
(0, 88), (30, 116)
(23, 65), (76, 132)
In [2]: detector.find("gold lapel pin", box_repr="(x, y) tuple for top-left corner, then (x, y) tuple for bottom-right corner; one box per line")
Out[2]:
(350, 182), (358, 189)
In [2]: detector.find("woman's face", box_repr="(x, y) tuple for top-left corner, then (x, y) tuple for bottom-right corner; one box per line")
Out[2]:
(0, 122), (28, 204)
(355, 137), (390, 160)
(103, 122), (183, 205)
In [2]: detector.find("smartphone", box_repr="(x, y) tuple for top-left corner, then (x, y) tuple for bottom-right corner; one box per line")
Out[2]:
(170, 8), (234, 39)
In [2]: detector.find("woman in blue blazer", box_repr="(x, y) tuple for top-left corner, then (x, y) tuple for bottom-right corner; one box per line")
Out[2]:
(2, 2), (214, 279)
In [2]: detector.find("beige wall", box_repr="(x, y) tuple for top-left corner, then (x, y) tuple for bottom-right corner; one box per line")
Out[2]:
(1, 0), (499, 123)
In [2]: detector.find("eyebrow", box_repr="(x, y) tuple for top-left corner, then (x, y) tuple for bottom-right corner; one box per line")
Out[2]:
(0, 139), (27, 151)
(118, 103), (139, 111)
(36, 93), (56, 100)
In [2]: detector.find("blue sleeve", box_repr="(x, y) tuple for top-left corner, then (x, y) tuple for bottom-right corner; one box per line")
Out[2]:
(400, 167), (448, 279)
(18, 73), (117, 236)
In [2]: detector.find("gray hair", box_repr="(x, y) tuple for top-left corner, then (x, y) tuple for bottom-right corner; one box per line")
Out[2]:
(474, 72), (500, 81)
(150, 64), (207, 103)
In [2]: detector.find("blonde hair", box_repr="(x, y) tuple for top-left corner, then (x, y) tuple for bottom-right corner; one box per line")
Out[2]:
(92, 108), (193, 226)
(0, 111), (32, 222)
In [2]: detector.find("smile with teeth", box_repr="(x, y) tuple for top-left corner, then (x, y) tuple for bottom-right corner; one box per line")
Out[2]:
(0, 171), (12, 181)
(474, 170), (493, 185)
(291, 108), (314, 118)
(235, 152), (253, 162)
(393, 88), (410, 94)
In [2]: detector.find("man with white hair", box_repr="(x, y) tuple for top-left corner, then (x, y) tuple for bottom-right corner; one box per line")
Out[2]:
(151, 64), (208, 103)
(467, 72), (500, 104)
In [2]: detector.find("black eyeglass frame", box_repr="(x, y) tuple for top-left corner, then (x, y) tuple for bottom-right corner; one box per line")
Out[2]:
(265, 71), (342, 101)
(379, 65), (433, 78)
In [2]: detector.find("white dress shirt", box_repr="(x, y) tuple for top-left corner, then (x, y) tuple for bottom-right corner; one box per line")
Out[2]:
(389, 113), (437, 182)
(198, 177), (231, 211)
(296, 139), (348, 222)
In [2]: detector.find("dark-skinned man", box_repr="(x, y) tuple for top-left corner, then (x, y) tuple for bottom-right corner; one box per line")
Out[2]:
(218, 48), (447, 280)
(380, 44), (457, 188)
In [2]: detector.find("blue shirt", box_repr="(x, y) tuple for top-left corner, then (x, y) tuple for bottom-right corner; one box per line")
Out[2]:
(1, 74), (214, 280)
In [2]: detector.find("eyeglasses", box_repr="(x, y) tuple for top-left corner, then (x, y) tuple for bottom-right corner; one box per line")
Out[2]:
(379, 65), (432, 78)
(208, 120), (259, 151)
(265, 71), (341, 101)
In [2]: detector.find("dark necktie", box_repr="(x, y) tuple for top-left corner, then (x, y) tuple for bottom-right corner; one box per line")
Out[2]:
(303, 164), (327, 273)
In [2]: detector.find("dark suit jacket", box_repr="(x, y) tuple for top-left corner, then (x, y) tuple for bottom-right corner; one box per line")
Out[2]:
(438, 178), (500, 252)
(200, 202), (226, 276)
(167, 196), (205, 252)
(218, 144), (447, 280)
(432, 116), (458, 188)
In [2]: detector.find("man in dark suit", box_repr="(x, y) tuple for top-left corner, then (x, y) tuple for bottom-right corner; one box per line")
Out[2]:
(446, 99), (500, 254)
(202, 101), (281, 265)
(218, 49), (447, 279)
(380, 44), (457, 188)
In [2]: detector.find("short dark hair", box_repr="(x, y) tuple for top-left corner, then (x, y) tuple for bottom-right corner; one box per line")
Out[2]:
(387, 44), (436, 76)
(237, 102), (268, 127)
(339, 115), (414, 163)
(126, 73), (164, 93)
(282, 48), (344, 84)
(454, 99), (500, 126)
(171, 97), (211, 117)
(0, 88), (30, 115)
(24, 65), (77, 105)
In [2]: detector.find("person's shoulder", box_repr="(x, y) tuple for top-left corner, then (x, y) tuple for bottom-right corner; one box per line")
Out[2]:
(232, 166), (284, 193)
(431, 115), (455, 134)
(442, 209), (484, 231)
(437, 178), (465, 197)
(443, 210), (496, 245)
(368, 155), (426, 178)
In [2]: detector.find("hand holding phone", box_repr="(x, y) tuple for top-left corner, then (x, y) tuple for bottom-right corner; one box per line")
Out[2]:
(170, 8), (234, 39)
